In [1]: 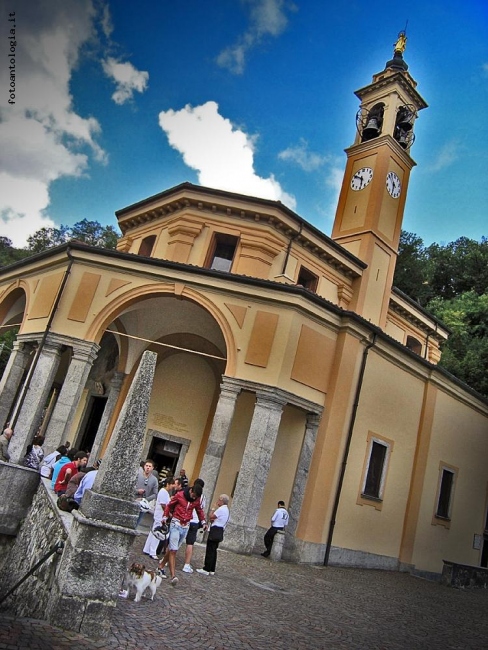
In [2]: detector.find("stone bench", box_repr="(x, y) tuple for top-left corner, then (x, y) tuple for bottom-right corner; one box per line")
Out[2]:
(441, 559), (488, 589)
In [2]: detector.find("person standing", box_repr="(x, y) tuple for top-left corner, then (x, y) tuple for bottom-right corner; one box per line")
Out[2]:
(136, 460), (159, 501)
(196, 494), (230, 576)
(143, 476), (176, 559)
(261, 500), (289, 558)
(135, 459), (159, 526)
(179, 468), (189, 488)
(182, 478), (206, 573)
(158, 483), (206, 587)
(0, 427), (14, 462)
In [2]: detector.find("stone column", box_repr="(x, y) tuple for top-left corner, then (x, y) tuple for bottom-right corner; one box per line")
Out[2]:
(88, 371), (125, 464)
(45, 351), (157, 637)
(0, 340), (34, 430)
(283, 412), (321, 562)
(223, 390), (286, 554)
(42, 340), (100, 455)
(199, 376), (242, 506)
(8, 340), (63, 464)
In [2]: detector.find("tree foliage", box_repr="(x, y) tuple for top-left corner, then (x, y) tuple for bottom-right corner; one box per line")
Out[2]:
(0, 237), (31, 267)
(394, 232), (488, 396)
(26, 219), (119, 253)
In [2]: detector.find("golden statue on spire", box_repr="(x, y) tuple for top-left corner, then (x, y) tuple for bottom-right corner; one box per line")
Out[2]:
(394, 31), (407, 54)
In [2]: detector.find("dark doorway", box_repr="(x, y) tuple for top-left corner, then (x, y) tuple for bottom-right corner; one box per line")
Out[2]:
(148, 437), (181, 475)
(481, 539), (488, 568)
(78, 396), (107, 453)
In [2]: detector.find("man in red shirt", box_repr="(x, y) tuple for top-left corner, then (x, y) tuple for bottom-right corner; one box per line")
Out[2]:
(54, 451), (88, 495)
(158, 483), (206, 586)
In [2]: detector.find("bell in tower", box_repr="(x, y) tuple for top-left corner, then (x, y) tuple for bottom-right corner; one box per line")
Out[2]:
(394, 104), (417, 150)
(359, 103), (385, 142)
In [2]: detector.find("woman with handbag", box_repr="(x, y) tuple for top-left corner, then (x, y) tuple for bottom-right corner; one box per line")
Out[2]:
(196, 494), (230, 576)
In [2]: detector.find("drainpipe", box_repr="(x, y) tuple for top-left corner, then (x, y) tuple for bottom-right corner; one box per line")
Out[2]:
(323, 332), (377, 566)
(423, 323), (437, 360)
(9, 247), (74, 428)
(281, 222), (302, 277)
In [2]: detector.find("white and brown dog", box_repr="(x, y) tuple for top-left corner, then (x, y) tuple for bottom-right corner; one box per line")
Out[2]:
(125, 562), (162, 602)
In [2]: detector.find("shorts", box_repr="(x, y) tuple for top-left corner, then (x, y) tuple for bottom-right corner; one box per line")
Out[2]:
(168, 520), (189, 551)
(185, 522), (199, 545)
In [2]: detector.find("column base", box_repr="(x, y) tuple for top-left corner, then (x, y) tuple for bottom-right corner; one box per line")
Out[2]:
(221, 521), (256, 554)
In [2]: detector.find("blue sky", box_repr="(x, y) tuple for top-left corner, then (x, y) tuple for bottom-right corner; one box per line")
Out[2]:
(0, 0), (487, 249)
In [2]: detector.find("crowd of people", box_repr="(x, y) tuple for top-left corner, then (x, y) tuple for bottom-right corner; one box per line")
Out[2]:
(136, 465), (231, 587)
(1, 425), (290, 588)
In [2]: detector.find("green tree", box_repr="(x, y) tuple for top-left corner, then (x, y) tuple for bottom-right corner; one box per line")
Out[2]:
(0, 237), (31, 267)
(427, 291), (488, 396)
(26, 226), (69, 253)
(0, 327), (18, 379)
(26, 220), (119, 253)
(426, 237), (488, 300)
(394, 231), (432, 305)
(70, 219), (119, 249)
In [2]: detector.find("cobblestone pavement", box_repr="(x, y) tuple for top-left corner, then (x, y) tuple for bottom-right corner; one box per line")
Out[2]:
(1, 531), (488, 650)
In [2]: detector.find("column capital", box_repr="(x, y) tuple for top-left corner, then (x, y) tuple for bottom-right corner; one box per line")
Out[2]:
(71, 340), (100, 363)
(306, 412), (322, 428)
(220, 375), (245, 396)
(255, 389), (287, 411)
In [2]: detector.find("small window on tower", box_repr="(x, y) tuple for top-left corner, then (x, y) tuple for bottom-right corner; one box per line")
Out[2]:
(297, 266), (318, 293)
(138, 235), (157, 257)
(206, 233), (239, 272)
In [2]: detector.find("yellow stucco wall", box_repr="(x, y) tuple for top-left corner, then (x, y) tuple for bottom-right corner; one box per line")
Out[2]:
(333, 351), (424, 558)
(146, 352), (217, 477)
(411, 390), (488, 573)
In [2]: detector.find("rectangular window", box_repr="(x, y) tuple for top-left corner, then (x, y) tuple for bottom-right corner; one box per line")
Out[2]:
(363, 441), (388, 499)
(297, 266), (319, 292)
(436, 468), (454, 519)
(206, 234), (239, 272)
(357, 433), (394, 511)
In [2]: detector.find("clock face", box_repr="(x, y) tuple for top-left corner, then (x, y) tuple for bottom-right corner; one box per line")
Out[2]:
(351, 167), (373, 191)
(386, 171), (401, 198)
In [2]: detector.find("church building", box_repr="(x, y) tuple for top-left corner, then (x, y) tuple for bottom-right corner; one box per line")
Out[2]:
(1, 37), (487, 578)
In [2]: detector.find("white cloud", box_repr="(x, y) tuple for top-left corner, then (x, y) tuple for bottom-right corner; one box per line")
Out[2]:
(101, 3), (114, 38)
(0, 0), (107, 247)
(159, 101), (296, 209)
(102, 57), (149, 105)
(427, 140), (461, 172)
(326, 164), (344, 211)
(278, 139), (328, 172)
(217, 0), (295, 74)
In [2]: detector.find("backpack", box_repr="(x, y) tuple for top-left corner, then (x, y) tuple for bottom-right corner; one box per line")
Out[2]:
(57, 494), (79, 513)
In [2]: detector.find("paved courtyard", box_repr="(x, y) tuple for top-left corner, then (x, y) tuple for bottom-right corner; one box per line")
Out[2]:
(1, 531), (487, 650)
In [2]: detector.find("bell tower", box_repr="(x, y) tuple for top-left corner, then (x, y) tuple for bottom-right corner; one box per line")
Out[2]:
(331, 33), (427, 327)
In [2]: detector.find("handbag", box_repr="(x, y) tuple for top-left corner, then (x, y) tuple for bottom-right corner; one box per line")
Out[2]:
(208, 526), (224, 542)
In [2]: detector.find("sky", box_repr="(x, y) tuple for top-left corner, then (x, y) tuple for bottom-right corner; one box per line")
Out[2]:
(0, 0), (487, 249)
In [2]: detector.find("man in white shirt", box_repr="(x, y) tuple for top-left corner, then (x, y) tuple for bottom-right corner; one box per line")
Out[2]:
(261, 500), (289, 558)
(143, 476), (176, 559)
(196, 494), (230, 576)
